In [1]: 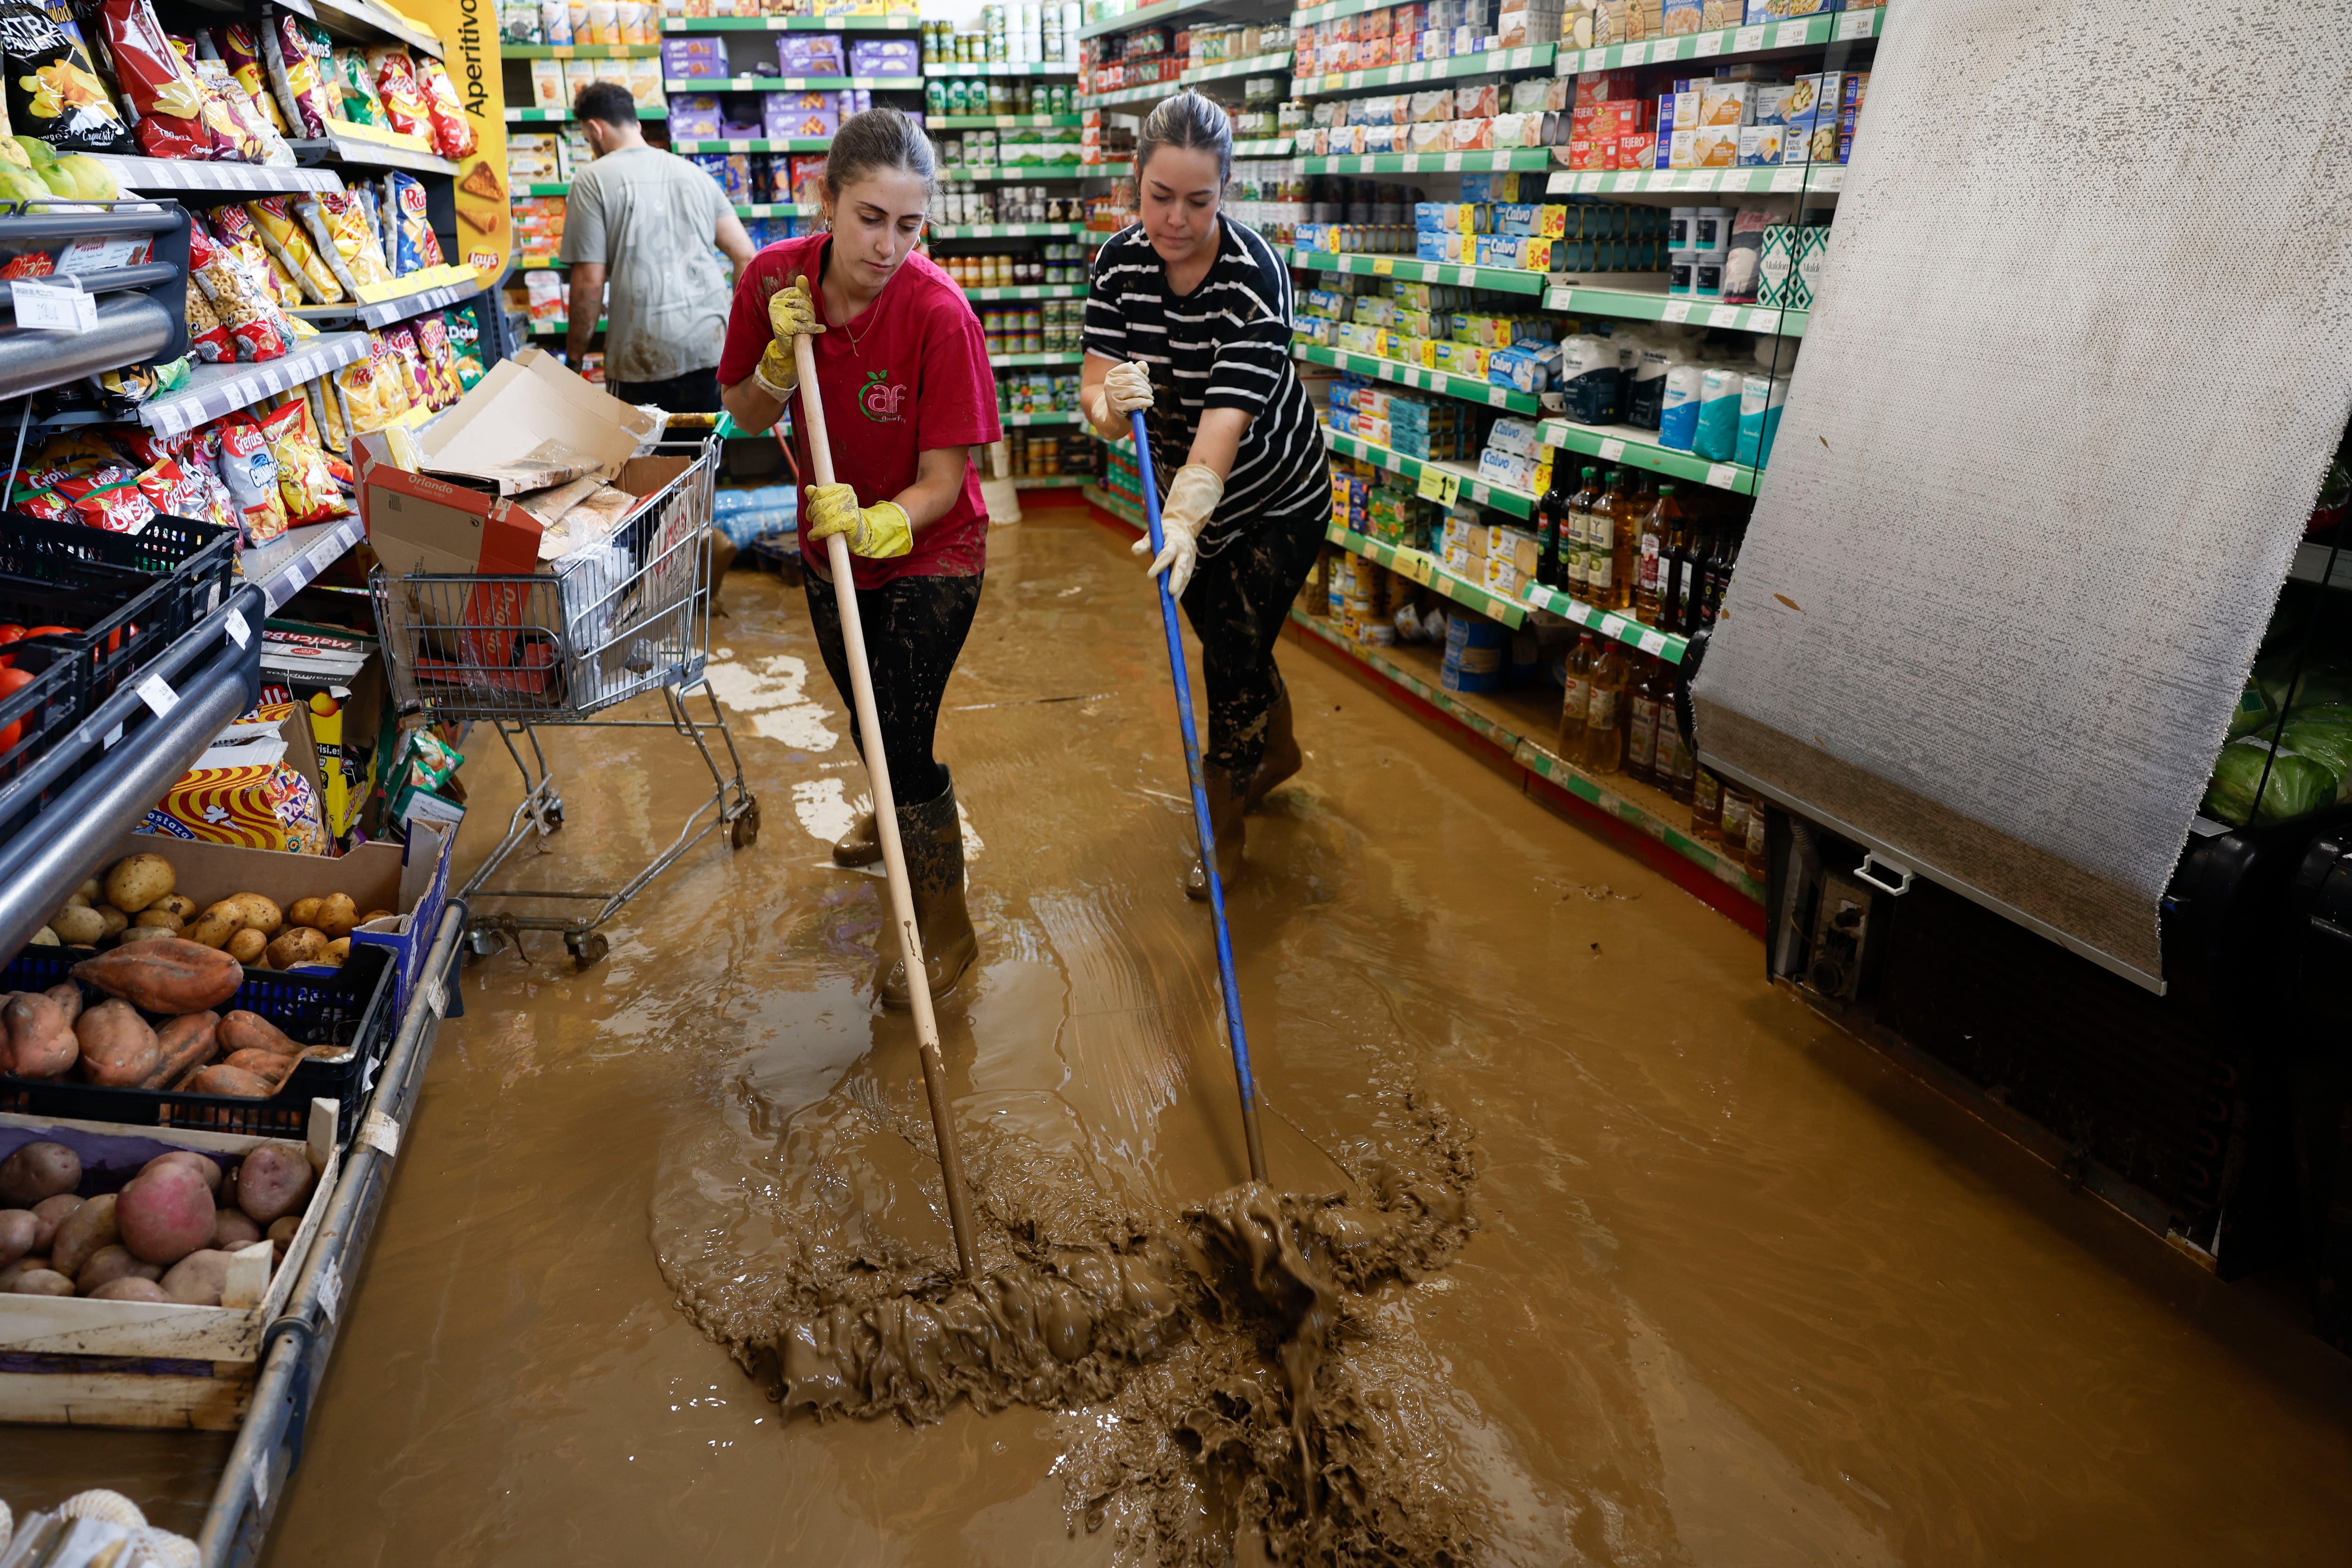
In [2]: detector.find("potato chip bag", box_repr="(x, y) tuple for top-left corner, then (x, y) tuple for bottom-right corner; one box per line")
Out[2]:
(134, 455), (207, 519)
(2, 0), (135, 154)
(186, 216), (290, 361)
(299, 191), (391, 291)
(98, 0), (223, 159)
(213, 412), (287, 542)
(186, 285), (233, 362)
(445, 302), (487, 389)
(259, 12), (328, 138)
(12, 484), (67, 518)
(413, 312), (464, 407)
(367, 46), (429, 139)
(248, 195), (343, 302)
(214, 24), (289, 136)
(415, 55), (477, 159)
(56, 467), (159, 533)
(260, 398), (350, 524)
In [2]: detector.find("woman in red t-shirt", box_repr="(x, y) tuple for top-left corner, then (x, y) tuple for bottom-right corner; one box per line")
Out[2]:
(718, 108), (1001, 1008)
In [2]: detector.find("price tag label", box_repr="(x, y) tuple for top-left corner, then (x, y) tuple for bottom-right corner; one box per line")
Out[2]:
(1444, 151), (1462, 170)
(1708, 305), (1743, 326)
(103, 723), (121, 749)
(1734, 25), (1766, 52)
(1373, 256), (1395, 274)
(781, 76), (805, 89)
(253, 1459), (270, 1510)
(1578, 171), (1603, 193)
(318, 1261), (343, 1324)
(428, 975), (448, 1018)
(1836, 8), (1875, 39)
(1599, 614), (1628, 639)
(1692, 31), (1726, 57)
(1662, 301), (1693, 322)
(135, 672), (178, 718)
(224, 607), (250, 648)
(1408, 61), (1429, 80)
(11, 276), (96, 333)
(1403, 553), (1434, 585)
(1774, 20), (1810, 46)
(1621, 40), (1648, 64)
(1598, 438), (1626, 460)
(360, 1110), (402, 1159)
(1638, 628), (1668, 655)
(1772, 166), (1804, 191)
(1487, 387), (1510, 407)
(1817, 167), (1844, 191)
(1416, 467), (1462, 508)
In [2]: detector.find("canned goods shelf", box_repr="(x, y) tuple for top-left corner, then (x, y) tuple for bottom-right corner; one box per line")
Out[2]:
(1320, 424), (1539, 520)
(1183, 51), (1292, 85)
(963, 283), (1087, 300)
(1288, 246), (1547, 297)
(1293, 342), (1545, 417)
(1326, 521), (1530, 629)
(1084, 78), (1184, 108)
(1305, 149), (1554, 174)
(1304, 44), (1553, 96)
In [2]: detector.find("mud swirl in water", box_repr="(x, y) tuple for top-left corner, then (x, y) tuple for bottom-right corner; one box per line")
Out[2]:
(658, 1083), (1480, 1566)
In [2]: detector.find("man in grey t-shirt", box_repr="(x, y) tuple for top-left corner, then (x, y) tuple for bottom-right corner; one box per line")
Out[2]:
(560, 82), (756, 411)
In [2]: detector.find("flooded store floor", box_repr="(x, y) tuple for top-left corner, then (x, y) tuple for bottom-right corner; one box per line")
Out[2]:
(10, 505), (2350, 1563)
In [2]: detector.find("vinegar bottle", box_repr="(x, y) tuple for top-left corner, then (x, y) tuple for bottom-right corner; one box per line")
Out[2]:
(1581, 639), (1627, 774)
(1558, 631), (1596, 756)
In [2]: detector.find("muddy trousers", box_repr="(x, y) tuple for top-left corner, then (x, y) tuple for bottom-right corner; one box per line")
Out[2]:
(802, 569), (984, 803)
(1179, 503), (1327, 782)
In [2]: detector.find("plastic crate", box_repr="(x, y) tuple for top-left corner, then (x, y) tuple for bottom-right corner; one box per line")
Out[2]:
(0, 510), (235, 701)
(0, 636), (85, 785)
(0, 941), (397, 1142)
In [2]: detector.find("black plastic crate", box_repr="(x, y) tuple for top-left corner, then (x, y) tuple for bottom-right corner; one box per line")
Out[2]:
(0, 635), (85, 784)
(0, 513), (227, 703)
(0, 510), (236, 633)
(0, 941), (397, 1142)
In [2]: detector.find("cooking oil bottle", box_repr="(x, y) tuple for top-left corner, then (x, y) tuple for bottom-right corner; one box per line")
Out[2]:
(1581, 637), (1627, 774)
(1558, 631), (1596, 756)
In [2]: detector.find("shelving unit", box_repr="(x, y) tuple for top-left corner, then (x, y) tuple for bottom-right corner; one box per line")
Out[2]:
(1306, 42), (1552, 93)
(990, 350), (1084, 368)
(508, 105), (668, 121)
(661, 13), (919, 29)
(1321, 425), (1538, 519)
(664, 74), (923, 91)
(1295, 342), (1544, 415)
(1305, 149), (1552, 173)
(1001, 409), (1083, 426)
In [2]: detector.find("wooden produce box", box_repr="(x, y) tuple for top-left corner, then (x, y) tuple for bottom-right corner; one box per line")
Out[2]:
(0, 1101), (339, 1430)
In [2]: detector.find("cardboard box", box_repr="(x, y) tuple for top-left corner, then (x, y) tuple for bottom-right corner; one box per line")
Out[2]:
(140, 704), (331, 855)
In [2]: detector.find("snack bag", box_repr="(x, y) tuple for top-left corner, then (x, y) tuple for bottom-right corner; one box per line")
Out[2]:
(384, 325), (435, 410)
(302, 190), (393, 290)
(193, 53), (290, 165)
(259, 12), (328, 138)
(332, 351), (385, 433)
(185, 53), (260, 162)
(330, 46), (382, 126)
(133, 454), (206, 519)
(307, 372), (349, 455)
(11, 484), (67, 518)
(56, 466), (159, 533)
(367, 46), (429, 139)
(213, 24), (289, 136)
(366, 332), (413, 421)
(213, 412), (287, 541)
(2, 0), (135, 154)
(248, 195), (343, 302)
(186, 217), (290, 361)
(259, 398), (350, 524)
(415, 55), (476, 159)
(445, 302), (486, 389)
(413, 312), (463, 406)
(96, 0), (223, 159)
(185, 285), (232, 362)
(386, 171), (444, 271)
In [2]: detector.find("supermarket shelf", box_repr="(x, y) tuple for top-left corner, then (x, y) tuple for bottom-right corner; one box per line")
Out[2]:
(527, 317), (606, 334)
(290, 276), (482, 330)
(1295, 341), (1544, 416)
(672, 136), (828, 152)
(1543, 281), (1807, 337)
(140, 331), (371, 438)
(239, 516), (369, 613)
(938, 163), (1092, 180)
(1079, 0), (1239, 40)
(1304, 44), (1553, 96)
(931, 113), (1081, 127)
(308, 0), (444, 57)
(1011, 474), (1085, 487)
(507, 105), (667, 121)
(930, 221), (1089, 238)
(1547, 164), (1846, 197)
(1084, 483), (1145, 526)
(286, 130), (458, 177)
(1305, 148), (1553, 174)
(963, 282), (1086, 300)
(736, 201), (818, 217)
(520, 181), (570, 194)
(1555, 6), (1885, 74)
(924, 61), (1079, 76)
(1084, 79), (1185, 109)
(2289, 540), (2352, 591)
(1183, 51), (1292, 85)
(1233, 136), (1297, 156)
(502, 43), (661, 58)
(1281, 610), (1762, 905)
(989, 350), (1082, 367)
(1327, 523), (1529, 628)
(1287, 246), (1545, 296)
(1322, 424), (1537, 519)
(91, 155), (341, 196)
(663, 14), (921, 28)
(663, 74), (923, 90)
(1535, 417), (1761, 497)
(1522, 582), (1689, 664)
(1001, 410), (1081, 425)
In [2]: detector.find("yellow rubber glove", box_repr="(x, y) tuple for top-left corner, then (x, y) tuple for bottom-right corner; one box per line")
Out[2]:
(1082, 358), (1155, 438)
(804, 484), (913, 559)
(754, 277), (825, 399)
(1132, 463), (1221, 599)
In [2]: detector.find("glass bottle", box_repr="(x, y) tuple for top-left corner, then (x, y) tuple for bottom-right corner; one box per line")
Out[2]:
(1535, 469), (1572, 590)
(1671, 524), (1707, 637)
(1743, 789), (1770, 878)
(1604, 469), (1638, 612)
(1625, 653), (1662, 786)
(1634, 482), (1679, 623)
(1564, 465), (1597, 603)
(1718, 783), (1753, 862)
(1584, 469), (1619, 610)
(1558, 631), (1596, 756)
(1667, 670), (1697, 804)
(1660, 505), (1696, 635)
(1700, 521), (1738, 630)
(1692, 765), (1724, 841)
(1581, 639), (1627, 774)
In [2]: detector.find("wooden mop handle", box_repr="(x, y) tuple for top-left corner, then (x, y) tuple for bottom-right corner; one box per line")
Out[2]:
(793, 329), (980, 1281)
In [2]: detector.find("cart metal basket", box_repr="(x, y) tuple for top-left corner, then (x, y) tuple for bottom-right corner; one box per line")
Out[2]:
(371, 438), (760, 968)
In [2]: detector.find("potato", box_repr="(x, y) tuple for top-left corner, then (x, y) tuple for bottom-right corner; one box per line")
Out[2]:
(266, 928), (328, 969)
(266, 1214), (300, 1253)
(0, 1208), (36, 1266)
(314, 894), (358, 939)
(30, 926), (56, 945)
(0, 1256), (50, 1289)
(76, 1243), (160, 1294)
(94, 904), (129, 938)
(0, 1140), (82, 1205)
(76, 878), (101, 904)
(104, 852), (176, 915)
(133, 908), (185, 932)
(287, 897), (326, 929)
(118, 1163), (215, 1265)
(0, 991), (79, 1078)
(213, 1209), (263, 1250)
(184, 911), (239, 949)
(49, 905), (106, 946)
(160, 1248), (234, 1305)
(142, 1150), (223, 1194)
(360, 909), (395, 926)
(233, 1146), (315, 1227)
(230, 894), (283, 937)
(188, 1065), (272, 1098)
(227, 928), (268, 965)
(320, 939), (350, 968)
(91, 1276), (169, 1303)
(152, 894), (198, 920)
(73, 1000), (161, 1089)
(30, 1193), (79, 1250)
(49, 1191), (118, 1279)
(72, 940), (243, 1013)
(10, 1267), (73, 1296)
(115, 926), (180, 945)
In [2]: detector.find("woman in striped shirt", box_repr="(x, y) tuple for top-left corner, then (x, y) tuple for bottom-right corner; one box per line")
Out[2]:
(1081, 89), (1333, 899)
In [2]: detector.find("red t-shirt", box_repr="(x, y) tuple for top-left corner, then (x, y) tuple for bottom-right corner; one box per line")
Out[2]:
(718, 235), (999, 588)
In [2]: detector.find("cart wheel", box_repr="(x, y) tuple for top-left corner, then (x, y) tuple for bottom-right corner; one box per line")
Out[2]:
(731, 797), (761, 849)
(541, 800), (566, 831)
(467, 928), (503, 960)
(567, 931), (609, 969)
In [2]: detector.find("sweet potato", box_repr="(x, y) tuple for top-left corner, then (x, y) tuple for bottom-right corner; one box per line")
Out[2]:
(43, 982), (81, 1025)
(227, 928), (268, 965)
(142, 1149), (223, 1193)
(72, 939), (243, 1013)
(223, 1048), (293, 1084)
(160, 1248), (233, 1305)
(0, 1139), (80, 1204)
(212, 1209), (262, 1250)
(185, 910), (240, 949)
(0, 1208), (35, 1266)
(30, 1193), (80, 1250)
(73, 1001), (161, 1089)
(104, 852), (175, 915)
(118, 1163), (215, 1265)
(315, 894), (358, 939)
(92, 1276), (169, 1302)
(76, 1243), (161, 1294)
(10, 1267), (72, 1296)
(1, 992), (79, 1079)
(266, 928), (328, 969)
(219, 1011), (302, 1058)
(143, 1011), (221, 1089)
(188, 1065), (273, 1098)
(232, 1145), (314, 1226)
(49, 1191), (117, 1278)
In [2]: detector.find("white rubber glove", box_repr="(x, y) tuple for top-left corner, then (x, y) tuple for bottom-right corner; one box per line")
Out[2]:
(1084, 358), (1155, 438)
(1133, 463), (1221, 600)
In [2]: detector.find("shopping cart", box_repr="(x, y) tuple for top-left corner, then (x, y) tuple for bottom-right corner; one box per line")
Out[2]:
(370, 437), (760, 969)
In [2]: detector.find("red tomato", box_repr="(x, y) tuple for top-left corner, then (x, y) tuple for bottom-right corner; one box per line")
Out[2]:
(23, 626), (77, 638)
(0, 625), (23, 645)
(0, 664), (33, 751)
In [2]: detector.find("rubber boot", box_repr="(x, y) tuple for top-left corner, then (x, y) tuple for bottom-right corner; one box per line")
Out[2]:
(1184, 765), (1247, 903)
(876, 773), (979, 1009)
(1243, 689), (1300, 813)
(832, 810), (882, 868)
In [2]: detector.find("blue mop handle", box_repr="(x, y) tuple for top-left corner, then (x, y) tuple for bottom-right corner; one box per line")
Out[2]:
(1132, 412), (1269, 1186)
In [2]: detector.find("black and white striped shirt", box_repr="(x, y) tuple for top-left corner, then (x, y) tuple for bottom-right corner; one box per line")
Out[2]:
(1085, 215), (1329, 554)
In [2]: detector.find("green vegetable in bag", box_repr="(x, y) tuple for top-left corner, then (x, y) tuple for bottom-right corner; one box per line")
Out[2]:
(2203, 739), (2340, 826)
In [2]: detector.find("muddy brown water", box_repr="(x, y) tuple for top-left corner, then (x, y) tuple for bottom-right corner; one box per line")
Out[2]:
(5, 504), (2351, 1562)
